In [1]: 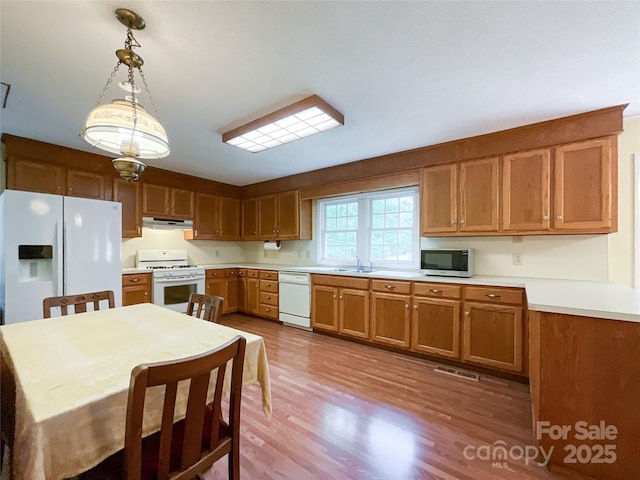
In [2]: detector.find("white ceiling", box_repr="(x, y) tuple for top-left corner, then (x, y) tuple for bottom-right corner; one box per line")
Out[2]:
(1, 1), (639, 186)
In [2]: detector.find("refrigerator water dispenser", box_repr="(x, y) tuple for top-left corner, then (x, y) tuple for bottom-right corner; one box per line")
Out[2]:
(18, 245), (53, 282)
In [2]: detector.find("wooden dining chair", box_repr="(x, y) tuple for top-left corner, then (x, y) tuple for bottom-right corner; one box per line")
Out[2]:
(43, 290), (115, 318)
(83, 335), (247, 480)
(187, 293), (224, 323)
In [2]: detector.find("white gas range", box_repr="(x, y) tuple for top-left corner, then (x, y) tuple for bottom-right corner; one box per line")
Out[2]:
(136, 250), (205, 313)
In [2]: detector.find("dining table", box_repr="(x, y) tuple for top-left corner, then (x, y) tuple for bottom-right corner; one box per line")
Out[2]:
(0, 303), (272, 480)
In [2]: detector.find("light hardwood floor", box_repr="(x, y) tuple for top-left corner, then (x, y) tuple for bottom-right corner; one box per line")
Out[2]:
(205, 314), (562, 480)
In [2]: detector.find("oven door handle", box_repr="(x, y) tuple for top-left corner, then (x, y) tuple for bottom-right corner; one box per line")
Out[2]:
(154, 275), (206, 283)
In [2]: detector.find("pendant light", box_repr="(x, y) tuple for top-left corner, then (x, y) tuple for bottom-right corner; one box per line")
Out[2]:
(81, 8), (169, 181)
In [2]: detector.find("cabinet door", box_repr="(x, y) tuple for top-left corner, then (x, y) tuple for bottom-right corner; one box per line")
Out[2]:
(461, 301), (523, 372)
(553, 138), (613, 231)
(170, 188), (194, 219)
(276, 190), (300, 239)
(421, 164), (457, 234)
(8, 159), (64, 195)
(502, 149), (551, 231)
(123, 285), (150, 305)
(459, 157), (499, 232)
(142, 184), (170, 216)
(237, 275), (246, 311)
(242, 198), (259, 240)
(370, 292), (411, 348)
(311, 285), (339, 332)
(113, 179), (141, 238)
(223, 278), (239, 313)
(218, 196), (240, 240)
(246, 278), (260, 315)
(338, 288), (370, 339)
(258, 195), (277, 239)
(67, 170), (107, 200)
(194, 193), (219, 239)
(205, 277), (224, 297)
(411, 297), (460, 359)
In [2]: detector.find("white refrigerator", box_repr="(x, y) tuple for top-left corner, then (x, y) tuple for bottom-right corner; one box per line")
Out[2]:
(0, 189), (122, 324)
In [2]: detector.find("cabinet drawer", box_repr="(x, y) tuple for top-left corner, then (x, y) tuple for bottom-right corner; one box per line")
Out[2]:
(260, 270), (278, 280)
(225, 269), (240, 277)
(260, 292), (279, 306)
(122, 273), (150, 286)
(464, 286), (524, 305)
(260, 280), (278, 293)
(259, 304), (279, 319)
(413, 282), (461, 299)
(371, 279), (411, 295)
(312, 275), (370, 290)
(236, 269), (247, 277)
(206, 269), (223, 279)
(246, 269), (260, 278)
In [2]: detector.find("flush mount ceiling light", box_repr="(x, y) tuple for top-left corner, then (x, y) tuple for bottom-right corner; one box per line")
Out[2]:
(81, 8), (169, 181)
(222, 95), (344, 153)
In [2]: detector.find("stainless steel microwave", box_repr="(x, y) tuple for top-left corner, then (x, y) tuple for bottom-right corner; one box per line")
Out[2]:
(420, 248), (474, 277)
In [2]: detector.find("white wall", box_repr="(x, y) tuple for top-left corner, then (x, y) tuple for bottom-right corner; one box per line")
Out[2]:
(121, 228), (246, 267)
(608, 115), (639, 287)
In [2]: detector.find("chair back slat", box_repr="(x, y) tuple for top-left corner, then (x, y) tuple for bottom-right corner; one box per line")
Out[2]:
(43, 290), (115, 318)
(158, 382), (178, 480)
(180, 372), (210, 469)
(209, 363), (226, 450)
(186, 293), (223, 323)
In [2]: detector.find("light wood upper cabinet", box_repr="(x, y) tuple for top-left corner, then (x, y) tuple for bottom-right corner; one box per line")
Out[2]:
(142, 184), (194, 219)
(66, 169), (109, 200)
(113, 178), (141, 238)
(553, 137), (613, 231)
(193, 193), (240, 240)
(171, 188), (194, 219)
(502, 149), (551, 231)
(241, 197), (259, 240)
(421, 164), (457, 234)
(8, 158), (64, 195)
(459, 157), (500, 232)
(253, 190), (311, 240)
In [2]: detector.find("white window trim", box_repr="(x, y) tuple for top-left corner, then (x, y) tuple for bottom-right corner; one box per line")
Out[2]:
(634, 153), (640, 289)
(317, 187), (420, 269)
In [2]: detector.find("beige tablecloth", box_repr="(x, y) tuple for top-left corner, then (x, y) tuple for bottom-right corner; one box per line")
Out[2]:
(0, 303), (271, 480)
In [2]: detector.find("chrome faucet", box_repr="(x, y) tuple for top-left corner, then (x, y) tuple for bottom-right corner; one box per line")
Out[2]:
(355, 256), (361, 271)
(368, 258), (374, 272)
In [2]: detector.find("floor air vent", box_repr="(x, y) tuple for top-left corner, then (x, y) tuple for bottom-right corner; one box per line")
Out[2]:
(434, 365), (480, 382)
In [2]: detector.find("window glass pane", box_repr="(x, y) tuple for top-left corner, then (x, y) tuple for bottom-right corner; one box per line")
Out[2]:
(372, 214), (385, 228)
(371, 245), (384, 259)
(371, 231), (383, 245)
(385, 213), (398, 228)
(336, 217), (347, 230)
(347, 202), (358, 216)
(346, 246), (357, 258)
(337, 204), (347, 217)
(383, 246), (397, 260)
(372, 199), (385, 214)
(326, 204), (337, 217)
(399, 196), (413, 212)
(398, 229), (412, 244)
(398, 212), (413, 227)
(348, 216), (358, 229)
(334, 246), (346, 258)
(346, 232), (357, 244)
(325, 233), (334, 245)
(326, 217), (337, 231)
(335, 232), (346, 245)
(384, 230), (398, 245)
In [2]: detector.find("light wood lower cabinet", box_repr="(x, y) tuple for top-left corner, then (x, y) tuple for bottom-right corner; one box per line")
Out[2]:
(122, 273), (151, 306)
(205, 269), (224, 297)
(310, 275), (526, 376)
(461, 286), (524, 373)
(223, 269), (240, 313)
(311, 275), (370, 338)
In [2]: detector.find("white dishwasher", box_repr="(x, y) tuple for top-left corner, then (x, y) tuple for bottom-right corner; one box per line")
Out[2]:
(278, 272), (311, 330)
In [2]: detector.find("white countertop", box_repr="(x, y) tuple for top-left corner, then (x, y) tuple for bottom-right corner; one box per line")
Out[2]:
(123, 264), (640, 323)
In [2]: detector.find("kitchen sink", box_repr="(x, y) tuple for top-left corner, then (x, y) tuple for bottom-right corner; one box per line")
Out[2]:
(332, 268), (375, 273)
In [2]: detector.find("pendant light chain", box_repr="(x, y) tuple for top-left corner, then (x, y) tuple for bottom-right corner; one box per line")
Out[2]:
(138, 68), (160, 120)
(94, 63), (121, 107)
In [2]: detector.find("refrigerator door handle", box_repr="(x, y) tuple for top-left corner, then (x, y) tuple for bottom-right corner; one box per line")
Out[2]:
(56, 219), (64, 296)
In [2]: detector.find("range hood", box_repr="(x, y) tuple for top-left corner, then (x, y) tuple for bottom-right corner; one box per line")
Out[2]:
(142, 216), (194, 230)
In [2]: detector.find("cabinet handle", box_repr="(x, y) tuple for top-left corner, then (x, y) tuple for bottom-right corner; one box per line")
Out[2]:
(131, 278), (140, 283)
(266, 283), (271, 287)
(266, 296), (271, 300)
(194, 229), (198, 237)
(137, 226), (141, 235)
(339, 295), (343, 300)
(485, 293), (501, 298)
(464, 311), (470, 316)
(430, 289), (442, 293)
(265, 308), (270, 312)
(451, 220), (455, 225)
(385, 285), (396, 289)
(556, 215), (562, 220)
(68, 187), (73, 193)
(230, 272), (235, 275)
(413, 305), (417, 309)
(405, 304), (409, 309)
(144, 292), (148, 296)
(273, 229), (276, 233)
(333, 294), (337, 299)
(542, 215), (549, 220)
(460, 219), (465, 224)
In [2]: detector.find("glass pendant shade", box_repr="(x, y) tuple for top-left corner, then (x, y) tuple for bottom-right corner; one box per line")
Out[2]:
(82, 99), (169, 159)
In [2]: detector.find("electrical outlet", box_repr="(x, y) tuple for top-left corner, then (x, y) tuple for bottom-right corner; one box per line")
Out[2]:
(513, 253), (523, 265)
